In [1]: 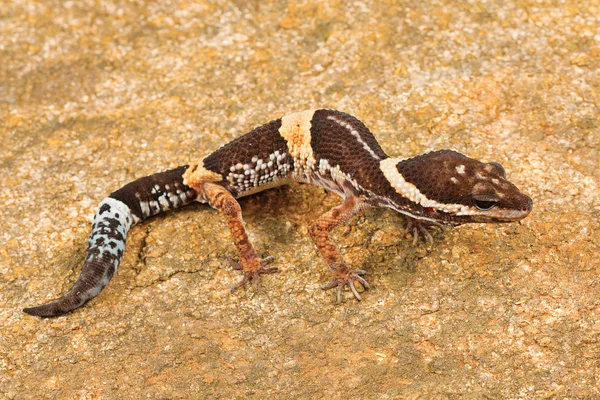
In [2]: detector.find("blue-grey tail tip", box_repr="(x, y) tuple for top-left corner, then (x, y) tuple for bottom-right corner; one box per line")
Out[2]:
(23, 301), (74, 318)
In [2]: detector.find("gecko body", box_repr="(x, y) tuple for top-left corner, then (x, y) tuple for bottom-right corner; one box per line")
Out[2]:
(24, 110), (532, 317)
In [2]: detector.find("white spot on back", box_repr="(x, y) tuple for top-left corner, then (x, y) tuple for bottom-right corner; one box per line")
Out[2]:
(456, 165), (466, 175)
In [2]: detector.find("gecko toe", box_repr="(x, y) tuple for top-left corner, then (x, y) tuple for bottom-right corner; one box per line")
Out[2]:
(349, 281), (362, 301)
(321, 269), (370, 303)
(354, 274), (370, 290)
(230, 275), (251, 292)
(225, 254), (243, 270)
(405, 217), (446, 246)
(228, 256), (278, 293)
(262, 256), (275, 265)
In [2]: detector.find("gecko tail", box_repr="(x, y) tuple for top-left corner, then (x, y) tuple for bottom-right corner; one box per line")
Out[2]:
(22, 197), (135, 318)
(23, 166), (198, 317)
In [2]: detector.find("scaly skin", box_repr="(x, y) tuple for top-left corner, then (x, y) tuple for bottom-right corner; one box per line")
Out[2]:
(24, 110), (532, 317)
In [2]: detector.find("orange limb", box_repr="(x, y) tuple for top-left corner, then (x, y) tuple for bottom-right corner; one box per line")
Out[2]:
(201, 182), (277, 291)
(308, 195), (370, 302)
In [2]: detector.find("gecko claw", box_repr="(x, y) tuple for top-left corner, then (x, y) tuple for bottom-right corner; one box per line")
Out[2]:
(321, 269), (370, 302)
(225, 255), (278, 292)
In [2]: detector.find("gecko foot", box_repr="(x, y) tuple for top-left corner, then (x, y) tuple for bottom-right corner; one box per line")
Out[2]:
(226, 255), (278, 292)
(404, 217), (446, 246)
(321, 269), (370, 303)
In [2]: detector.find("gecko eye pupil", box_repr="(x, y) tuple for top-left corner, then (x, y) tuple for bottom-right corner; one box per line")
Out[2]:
(474, 200), (497, 210)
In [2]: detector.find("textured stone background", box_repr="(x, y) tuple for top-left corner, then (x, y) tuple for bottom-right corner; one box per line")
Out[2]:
(1, 0), (599, 398)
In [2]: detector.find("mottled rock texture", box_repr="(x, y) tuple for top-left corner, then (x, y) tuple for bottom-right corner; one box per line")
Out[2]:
(1, 0), (599, 398)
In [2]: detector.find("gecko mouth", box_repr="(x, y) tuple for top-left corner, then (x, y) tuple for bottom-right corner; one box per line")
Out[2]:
(480, 197), (533, 222)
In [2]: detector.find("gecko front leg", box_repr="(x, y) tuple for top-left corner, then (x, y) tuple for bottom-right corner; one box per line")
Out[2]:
(308, 194), (371, 302)
(201, 182), (278, 292)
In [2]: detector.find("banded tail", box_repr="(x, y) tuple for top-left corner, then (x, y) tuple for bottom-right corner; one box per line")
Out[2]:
(23, 166), (198, 317)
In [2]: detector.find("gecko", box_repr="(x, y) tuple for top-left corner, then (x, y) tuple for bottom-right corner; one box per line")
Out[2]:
(23, 109), (533, 317)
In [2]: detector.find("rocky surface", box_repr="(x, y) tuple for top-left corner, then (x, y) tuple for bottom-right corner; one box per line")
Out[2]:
(1, 0), (599, 398)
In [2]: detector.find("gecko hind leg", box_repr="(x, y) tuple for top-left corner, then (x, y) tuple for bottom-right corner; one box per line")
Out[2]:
(309, 194), (371, 302)
(201, 182), (278, 292)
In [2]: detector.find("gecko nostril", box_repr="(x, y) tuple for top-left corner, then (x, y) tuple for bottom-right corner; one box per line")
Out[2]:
(522, 197), (533, 213)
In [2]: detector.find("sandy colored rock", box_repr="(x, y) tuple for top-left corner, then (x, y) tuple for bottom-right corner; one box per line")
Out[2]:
(1, 0), (599, 398)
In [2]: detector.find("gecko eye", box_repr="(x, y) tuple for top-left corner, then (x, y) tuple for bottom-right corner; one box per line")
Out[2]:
(488, 162), (506, 178)
(474, 199), (498, 210)
(472, 182), (500, 210)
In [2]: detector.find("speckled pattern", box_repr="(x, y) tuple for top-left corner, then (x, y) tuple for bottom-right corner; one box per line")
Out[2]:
(202, 117), (290, 196)
(112, 165), (197, 220)
(22, 198), (135, 317)
(2, 0), (600, 398)
(23, 167), (199, 317)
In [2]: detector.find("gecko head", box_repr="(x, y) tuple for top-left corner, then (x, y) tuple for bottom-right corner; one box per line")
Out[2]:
(380, 150), (533, 225)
